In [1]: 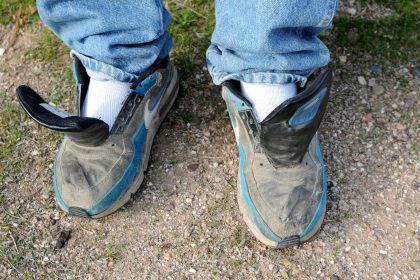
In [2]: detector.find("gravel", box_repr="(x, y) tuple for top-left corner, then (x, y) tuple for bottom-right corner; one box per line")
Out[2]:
(1, 4), (419, 279)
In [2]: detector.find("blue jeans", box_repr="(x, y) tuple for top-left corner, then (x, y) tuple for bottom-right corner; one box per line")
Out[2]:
(37, 0), (338, 85)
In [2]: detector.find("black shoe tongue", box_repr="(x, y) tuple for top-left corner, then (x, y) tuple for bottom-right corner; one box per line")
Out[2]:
(16, 85), (109, 146)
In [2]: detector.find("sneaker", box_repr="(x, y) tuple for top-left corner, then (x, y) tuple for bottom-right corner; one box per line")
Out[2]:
(222, 68), (332, 248)
(16, 57), (179, 218)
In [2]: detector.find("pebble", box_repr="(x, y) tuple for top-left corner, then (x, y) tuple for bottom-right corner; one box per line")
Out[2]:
(187, 163), (199, 172)
(268, 264), (274, 271)
(395, 124), (406, 130)
(345, 246), (351, 252)
(369, 65), (383, 74)
(357, 76), (367, 86)
(41, 190), (50, 200)
(368, 78), (376, 87)
(346, 8), (357, 15)
(372, 85), (385, 94)
(379, 250), (388, 256)
(0, 48), (5, 56)
(339, 56), (347, 63)
(189, 268), (197, 274)
(331, 275), (340, 280)
(215, 191), (224, 200)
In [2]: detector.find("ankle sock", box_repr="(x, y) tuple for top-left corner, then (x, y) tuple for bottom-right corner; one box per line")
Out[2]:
(240, 82), (297, 123)
(81, 78), (131, 129)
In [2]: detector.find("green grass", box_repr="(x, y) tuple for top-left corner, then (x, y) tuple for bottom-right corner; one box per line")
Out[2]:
(0, 102), (27, 182)
(325, 0), (419, 63)
(0, 0), (37, 25)
(24, 27), (70, 66)
(166, 0), (215, 73)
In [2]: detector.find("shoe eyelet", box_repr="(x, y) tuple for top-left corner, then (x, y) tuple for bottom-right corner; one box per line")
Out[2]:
(111, 143), (115, 147)
(260, 163), (263, 166)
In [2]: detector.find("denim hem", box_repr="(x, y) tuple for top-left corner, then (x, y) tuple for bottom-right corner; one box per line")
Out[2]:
(211, 70), (313, 86)
(71, 51), (138, 83)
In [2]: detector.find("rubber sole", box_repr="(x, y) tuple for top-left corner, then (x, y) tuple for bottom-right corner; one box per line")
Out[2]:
(57, 67), (179, 219)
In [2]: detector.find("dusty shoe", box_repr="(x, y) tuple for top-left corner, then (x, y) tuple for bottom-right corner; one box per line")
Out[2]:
(222, 68), (332, 248)
(16, 57), (179, 218)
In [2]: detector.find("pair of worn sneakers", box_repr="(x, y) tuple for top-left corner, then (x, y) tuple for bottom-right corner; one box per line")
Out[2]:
(17, 57), (332, 248)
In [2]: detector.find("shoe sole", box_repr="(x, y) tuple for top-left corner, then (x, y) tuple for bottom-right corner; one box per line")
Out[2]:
(56, 67), (179, 219)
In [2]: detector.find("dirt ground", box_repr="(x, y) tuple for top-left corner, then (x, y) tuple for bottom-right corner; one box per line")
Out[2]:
(0, 1), (419, 279)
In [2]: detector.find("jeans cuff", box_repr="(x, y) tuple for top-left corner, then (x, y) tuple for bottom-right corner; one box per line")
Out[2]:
(210, 69), (312, 86)
(71, 51), (138, 82)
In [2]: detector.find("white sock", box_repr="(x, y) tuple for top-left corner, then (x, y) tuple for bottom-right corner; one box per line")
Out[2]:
(240, 82), (297, 122)
(81, 78), (131, 129)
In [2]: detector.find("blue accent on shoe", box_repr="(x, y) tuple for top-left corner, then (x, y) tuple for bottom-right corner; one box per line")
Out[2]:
(226, 90), (251, 111)
(131, 72), (157, 95)
(299, 135), (327, 238)
(238, 144), (283, 243)
(289, 87), (327, 126)
(54, 152), (68, 212)
(72, 62), (79, 84)
(86, 123), (148, 215)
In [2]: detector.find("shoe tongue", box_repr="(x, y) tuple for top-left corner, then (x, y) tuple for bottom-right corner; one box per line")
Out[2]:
(16, 85), (109, 146)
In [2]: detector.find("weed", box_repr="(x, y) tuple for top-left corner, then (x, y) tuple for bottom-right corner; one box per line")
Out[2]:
(0, 0), (37, 25)
(178, 111), (193, 124)
(325, 0), (419, 62)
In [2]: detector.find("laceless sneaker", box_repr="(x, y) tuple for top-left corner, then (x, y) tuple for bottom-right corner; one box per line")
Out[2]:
(222, 68), (333, 248)
(17, 57), (179, 218)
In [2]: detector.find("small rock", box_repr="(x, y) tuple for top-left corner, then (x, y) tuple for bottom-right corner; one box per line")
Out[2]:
(55, 230), (71, 249)
(345, 246), (351, 252)
(163, 252), (171, 260)
(339, 56), (347, 63)
(369, 65), (383, 74)
(379, 250), (388, 256)
(203, 131), (211, 137)
(0, 48), (5, 56)
(187, 163), (199, 172)
(346, 7), (357, 15)
(213, 162), (219, 168)
(357, 76), (367, 86)
(31, 150), (40, 156)
(189, 268), (197, 274)
(185, 198), (192, 204)
(331, 275), (340, 280)
(363, 112), (374, 122)
(215, 191), (224, 200)
(368, 78), (376, 87)
(268, 264), (275, 271)
(395, 124), (406, 130)
(41, 190), (50, 200)
(372, 85), (384, 94)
